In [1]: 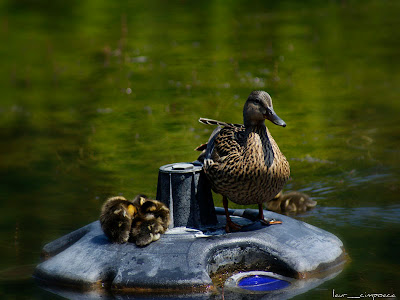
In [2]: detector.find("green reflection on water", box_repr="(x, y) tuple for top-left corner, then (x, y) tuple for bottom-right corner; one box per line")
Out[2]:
(0, 0), (399, 299)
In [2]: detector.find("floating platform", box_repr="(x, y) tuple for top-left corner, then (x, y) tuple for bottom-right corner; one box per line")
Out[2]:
(34, 162), (347, 299)
(34, 209), (346, 299)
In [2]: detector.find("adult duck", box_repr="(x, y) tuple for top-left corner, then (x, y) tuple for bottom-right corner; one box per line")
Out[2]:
(198, 90), (290, 232)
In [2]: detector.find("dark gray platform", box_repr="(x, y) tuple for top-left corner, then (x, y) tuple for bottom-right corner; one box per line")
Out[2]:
(34, 208), (346, 298)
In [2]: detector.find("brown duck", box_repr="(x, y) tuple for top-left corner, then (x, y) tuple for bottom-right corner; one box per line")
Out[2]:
(198, 90), (290, 232)
(267, 191), (317, 214)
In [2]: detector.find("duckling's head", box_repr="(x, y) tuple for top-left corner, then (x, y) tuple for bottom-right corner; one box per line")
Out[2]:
(243, 90), (286, 127)
(140, 200), (158, 214)
(132, 194), (148, 205)
(132, 195), (158, 215)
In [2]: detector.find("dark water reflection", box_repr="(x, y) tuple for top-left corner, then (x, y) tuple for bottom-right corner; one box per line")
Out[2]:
(1, 0), (399, 299)
(298, 205), (400, 229)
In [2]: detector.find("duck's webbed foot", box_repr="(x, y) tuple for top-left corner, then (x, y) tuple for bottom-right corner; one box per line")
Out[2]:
(260, 218), (282, 226)
(258, 204), (282, 226)
(225, 218), (242, 233)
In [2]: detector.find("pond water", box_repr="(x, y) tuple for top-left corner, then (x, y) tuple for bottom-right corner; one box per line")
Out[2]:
(1, 0), (399, 299)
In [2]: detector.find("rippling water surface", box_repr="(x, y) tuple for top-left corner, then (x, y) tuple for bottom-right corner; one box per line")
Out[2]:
(0, 0), (399, 299)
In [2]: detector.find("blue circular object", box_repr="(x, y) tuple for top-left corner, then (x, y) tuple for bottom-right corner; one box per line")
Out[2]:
(238, 275), (290, 291)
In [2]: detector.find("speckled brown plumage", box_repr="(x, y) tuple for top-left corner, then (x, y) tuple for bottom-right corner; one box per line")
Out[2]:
(199, 91), (290, 231)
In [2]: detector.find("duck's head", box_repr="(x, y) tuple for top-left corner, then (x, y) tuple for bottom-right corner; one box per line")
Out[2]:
(243, 90), (286, 127)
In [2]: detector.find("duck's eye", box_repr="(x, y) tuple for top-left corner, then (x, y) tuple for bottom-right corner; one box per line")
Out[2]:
(253, 99), (260, 104)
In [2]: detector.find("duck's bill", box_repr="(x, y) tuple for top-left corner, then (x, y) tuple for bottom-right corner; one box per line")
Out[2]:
(265, 109), (286, 127)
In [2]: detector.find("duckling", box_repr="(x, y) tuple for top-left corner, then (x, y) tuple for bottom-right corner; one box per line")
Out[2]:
(267, 191), (317, 214)
(130, 196), (170, 247)
(100, 196), (138, 244)
(198, 91), (290, 232)
(138, 197), (170, 232)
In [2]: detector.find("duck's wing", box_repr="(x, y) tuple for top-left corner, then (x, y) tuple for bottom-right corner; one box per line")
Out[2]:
(197, 125), (244, 162)
(197, 118), (245, 161)
(212, 126), (245, 158)
(201, 126), (222, 161)
(198, 118), (244, 129)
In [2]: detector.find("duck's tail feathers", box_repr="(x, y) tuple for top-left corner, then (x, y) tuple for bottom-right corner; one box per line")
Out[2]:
(195, 143), (208, 151)
(198, 118), (244, 129)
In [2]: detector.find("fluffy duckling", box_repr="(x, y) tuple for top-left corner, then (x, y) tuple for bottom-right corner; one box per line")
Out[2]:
(100, 196), (138, 244)
(130, 196), (170, 247)
(266, 191), (317, 214)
